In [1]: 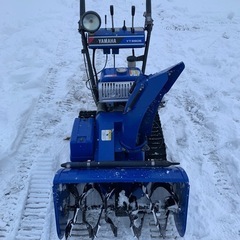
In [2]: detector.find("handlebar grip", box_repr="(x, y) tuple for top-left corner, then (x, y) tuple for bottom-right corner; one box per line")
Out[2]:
(131, 6), (135, 16)
(80, 0), (85, 18)
(110, 5), (114, 16)
(146, 0), (151, 15)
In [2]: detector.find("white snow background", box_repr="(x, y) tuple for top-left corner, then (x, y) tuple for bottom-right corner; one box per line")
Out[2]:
(0, 0), (240, 239)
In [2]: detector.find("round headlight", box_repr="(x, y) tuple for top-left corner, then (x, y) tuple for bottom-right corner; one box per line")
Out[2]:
(81, 11), (101, 33)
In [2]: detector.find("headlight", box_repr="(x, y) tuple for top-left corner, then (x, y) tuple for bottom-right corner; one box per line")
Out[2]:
(81, 11), (101, 33)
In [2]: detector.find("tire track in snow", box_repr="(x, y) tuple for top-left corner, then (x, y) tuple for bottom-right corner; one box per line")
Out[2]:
(158, 10), (240, 236)
(0, 12), (82, 239)
(13, 41), (78, 240)
(15, 156), (54, 240)
(165, 90), (240, 238)
(67, 213), (179, 240)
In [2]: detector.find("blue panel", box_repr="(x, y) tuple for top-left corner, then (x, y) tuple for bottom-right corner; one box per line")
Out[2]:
(70, 118), (95, 161)
(88, 27), (145, 49)
(53, 166), (189, 184)
(121, 62), (185, 151)
(100, 67), (142, 82)
(53, 184), (69, 239)
(174, 182), (190, 237)
(95, 112), (123, 161)
(53, 166), (189, 239)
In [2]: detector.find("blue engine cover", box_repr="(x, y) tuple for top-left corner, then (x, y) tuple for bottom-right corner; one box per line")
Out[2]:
(70, 118), (95, 161)
(100, 67), (142, 82)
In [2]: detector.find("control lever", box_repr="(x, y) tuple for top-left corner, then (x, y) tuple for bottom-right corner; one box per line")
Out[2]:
(105, 15), (107, 29)
(122, 20), (127, 31)
(131, 6), (135, 33)
(110, 5), (115, 67)
(110, 5), (115, 32)
(146, 0), (152, 16)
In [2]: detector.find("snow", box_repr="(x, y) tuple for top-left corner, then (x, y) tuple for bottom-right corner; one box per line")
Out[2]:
(0, 0), (240, 239)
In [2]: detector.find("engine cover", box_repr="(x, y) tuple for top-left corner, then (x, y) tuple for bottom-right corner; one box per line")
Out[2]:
(98, 67), (141, 102)
(70, 118), (95, 161)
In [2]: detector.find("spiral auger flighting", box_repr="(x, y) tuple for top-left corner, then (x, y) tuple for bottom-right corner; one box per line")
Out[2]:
(53, 0), (189, 239)
(57, 180), (182, 239)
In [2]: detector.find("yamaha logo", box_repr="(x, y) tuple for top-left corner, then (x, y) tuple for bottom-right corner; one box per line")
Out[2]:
(98, 38), (117, 44)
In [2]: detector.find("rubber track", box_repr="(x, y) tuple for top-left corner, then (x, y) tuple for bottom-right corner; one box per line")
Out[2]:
(145, 113), (167, 161)
(15, 156), (53, 240)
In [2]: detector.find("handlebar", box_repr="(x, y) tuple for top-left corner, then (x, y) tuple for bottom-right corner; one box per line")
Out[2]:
(146, 0), (152, 16)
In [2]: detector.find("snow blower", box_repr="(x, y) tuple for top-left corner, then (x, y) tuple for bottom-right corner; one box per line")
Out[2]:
(53, 0), (189, 239)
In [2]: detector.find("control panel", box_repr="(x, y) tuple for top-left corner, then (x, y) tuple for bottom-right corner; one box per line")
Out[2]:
(88, 28), (145, 50)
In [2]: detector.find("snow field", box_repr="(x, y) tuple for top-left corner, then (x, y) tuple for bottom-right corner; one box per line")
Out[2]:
(0, 0), (240, 239)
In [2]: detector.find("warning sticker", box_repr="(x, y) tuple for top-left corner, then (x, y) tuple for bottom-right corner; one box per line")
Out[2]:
(101, 130), (112, 141)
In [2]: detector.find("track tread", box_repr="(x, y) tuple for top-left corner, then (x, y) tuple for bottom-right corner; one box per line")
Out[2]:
(145, 113), (167, 161)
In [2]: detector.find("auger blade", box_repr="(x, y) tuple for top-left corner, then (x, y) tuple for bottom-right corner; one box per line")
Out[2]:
(129, 212), (145, 239)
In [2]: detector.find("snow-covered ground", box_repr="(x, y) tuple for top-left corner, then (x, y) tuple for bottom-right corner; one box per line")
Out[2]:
(0, 0), (240, 239)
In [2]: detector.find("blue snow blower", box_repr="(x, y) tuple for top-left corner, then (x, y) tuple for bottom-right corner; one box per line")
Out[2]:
(53, 0), (189, 239)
